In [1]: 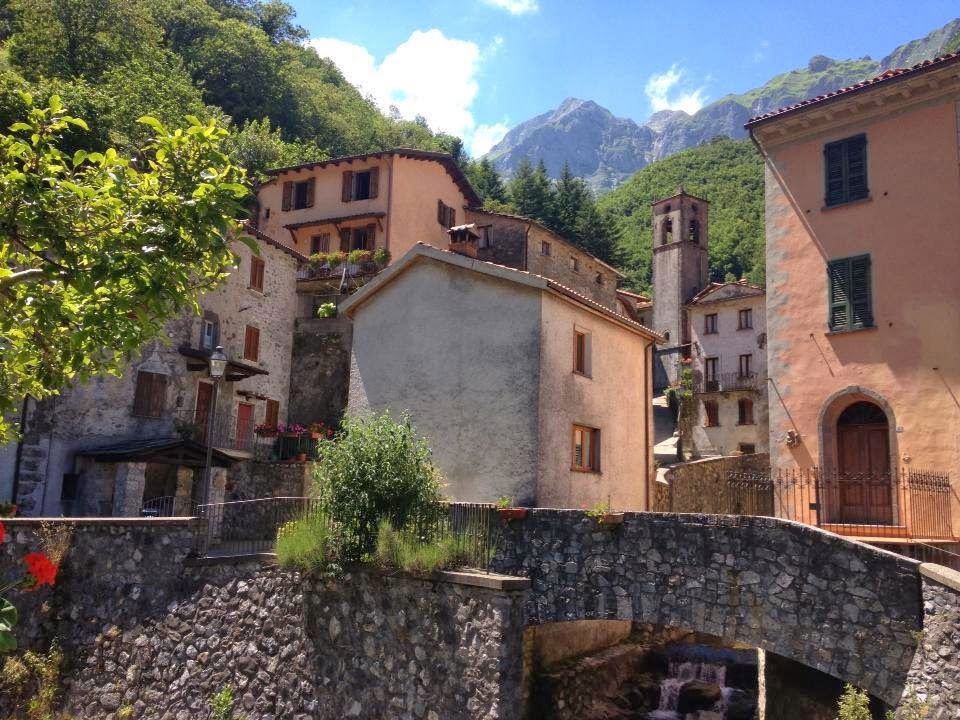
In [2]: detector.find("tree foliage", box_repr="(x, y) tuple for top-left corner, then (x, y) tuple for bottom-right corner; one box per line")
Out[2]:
(598, 136), (765, 292)
(0, 96), (248, 440)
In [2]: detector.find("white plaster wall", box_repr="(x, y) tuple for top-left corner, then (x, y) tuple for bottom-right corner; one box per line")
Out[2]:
(536, 292), (653, 511)
(347, 258), (542, 504)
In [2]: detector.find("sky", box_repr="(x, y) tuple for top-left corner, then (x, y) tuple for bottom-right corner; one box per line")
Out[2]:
(290, 1), (959, 156)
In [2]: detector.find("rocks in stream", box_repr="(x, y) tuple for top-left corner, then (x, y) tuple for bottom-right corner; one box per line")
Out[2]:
(676, 680), (722, 714)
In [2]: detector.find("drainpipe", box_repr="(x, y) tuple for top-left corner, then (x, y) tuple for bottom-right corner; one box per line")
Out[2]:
(523, 223), (531, 271)
(643, 341), (652, 511)
(9, 396), (29, 504)
(384, 155), (395, 253)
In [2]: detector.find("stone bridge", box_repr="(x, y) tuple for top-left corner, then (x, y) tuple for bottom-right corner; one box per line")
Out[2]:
(489, 510), (929, 707)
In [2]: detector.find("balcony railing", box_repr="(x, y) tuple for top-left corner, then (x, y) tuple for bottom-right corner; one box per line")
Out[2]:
(725, 468), (955, 541)
(179, 411), (256, 454)
(696, 372), (758, 393)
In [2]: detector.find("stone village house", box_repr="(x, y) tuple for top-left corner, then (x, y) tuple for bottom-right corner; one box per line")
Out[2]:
(1, 148), (654, 516)
(343, 243), (662, 510)
(747, 51), (960, 550)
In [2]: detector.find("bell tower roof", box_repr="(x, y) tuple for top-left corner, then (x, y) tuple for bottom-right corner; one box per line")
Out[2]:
(651, 187), (710, 207)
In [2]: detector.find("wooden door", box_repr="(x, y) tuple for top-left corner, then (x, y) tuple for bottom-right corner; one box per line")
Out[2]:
(837, 423), (892, 524)
(236, 403), (255, 452)
(193, 382), (213, 443)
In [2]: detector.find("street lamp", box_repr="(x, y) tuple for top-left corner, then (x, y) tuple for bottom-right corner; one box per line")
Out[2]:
(201, 345), (228, 508)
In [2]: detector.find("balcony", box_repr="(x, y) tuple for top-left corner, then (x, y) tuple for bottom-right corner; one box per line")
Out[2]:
(297, 260), (384, 295)
(695, 371), (759, 393)
(178, 411), (258, 456)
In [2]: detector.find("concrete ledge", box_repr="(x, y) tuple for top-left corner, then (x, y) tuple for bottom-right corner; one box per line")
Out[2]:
(920, 562), (960, 592)
(433, 569), (530, 591)
(185, 553), (277, 567)
(1, 517), (200, 526)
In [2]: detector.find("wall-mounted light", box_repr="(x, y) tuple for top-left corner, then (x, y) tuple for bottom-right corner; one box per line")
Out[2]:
(783, 430), (801, 447)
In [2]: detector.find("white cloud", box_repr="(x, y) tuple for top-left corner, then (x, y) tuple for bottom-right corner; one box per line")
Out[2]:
(752, 40), (770, 64)
(308, 29), (503, 157)
(481, 0), (538, 15)
(471, 122), (510, 155)
(644, 64), (709, 115)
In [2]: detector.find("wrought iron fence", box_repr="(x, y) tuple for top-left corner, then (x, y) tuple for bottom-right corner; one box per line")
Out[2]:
(141, 495), (175, 517)
(192, 497), (500, 568)
(898, 542), (960, 571)
(726, 468), (954, 541)
(695, 372), (758, 393)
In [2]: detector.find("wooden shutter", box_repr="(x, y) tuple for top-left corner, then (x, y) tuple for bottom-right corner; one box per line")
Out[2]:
(265, 399), (279, 429)
(341, 171), (354, 202)
(368, 167), (379, 198)
(304, 177), (316, 208)
(244, 325), (260, 362)
(845, 136), (868, 201)
(133, 371), (167, 418)
(437, 199), (444, 225)
(828, 258), (851, 330)
(249, 256), (265, 292)
(281, 181), (293, 211)
(364, 224), (376, 250)
(849, 255), (873, 328)
(339, 228), (351, 252)
(824, 142), (845, 206)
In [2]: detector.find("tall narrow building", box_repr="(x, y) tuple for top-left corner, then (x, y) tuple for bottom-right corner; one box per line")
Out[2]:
(651, 188), (710, 390)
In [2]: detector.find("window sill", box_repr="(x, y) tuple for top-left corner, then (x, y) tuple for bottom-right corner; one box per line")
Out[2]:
(737, 327), (753, 332)
(821, 195), (871, 212)
(825, 325), (877, 337)
(572, 370), (592, 379)
(736, 422), (756, 427)
(247, 286), (264, 295)
(704, 425), (720, 429)
(571, 467), (602, 474)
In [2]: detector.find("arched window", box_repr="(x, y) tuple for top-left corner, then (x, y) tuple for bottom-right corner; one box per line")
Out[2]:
(662, 217), (673, 245)
(688, 219), (699, 244)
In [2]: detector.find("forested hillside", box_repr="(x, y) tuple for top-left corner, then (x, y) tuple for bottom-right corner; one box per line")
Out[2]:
(598, 137), (765, 292)
(0, 0), (462, 181)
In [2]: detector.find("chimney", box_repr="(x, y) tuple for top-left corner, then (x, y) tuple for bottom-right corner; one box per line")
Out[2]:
(447, 225), (480, 259)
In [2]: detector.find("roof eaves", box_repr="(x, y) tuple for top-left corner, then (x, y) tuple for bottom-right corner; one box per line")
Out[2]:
(240, 222), (308, 262)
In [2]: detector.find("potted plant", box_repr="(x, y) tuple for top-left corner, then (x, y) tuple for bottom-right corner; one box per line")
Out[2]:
(347, 249), (372, 266)
(308, 421), (326, 439)
(280, 423), (306, 438)
(316, 302), (337, 319)
(586, 501), (624, 527)
(372, 247), (391, 266)
(495, 496), (528, 521)
(326, 251), (347, 269)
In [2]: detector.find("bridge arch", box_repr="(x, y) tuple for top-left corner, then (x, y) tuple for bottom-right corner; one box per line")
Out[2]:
(490, 509), (922, 706)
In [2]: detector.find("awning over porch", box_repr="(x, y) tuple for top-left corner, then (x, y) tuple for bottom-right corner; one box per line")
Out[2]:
(77, 437), (235, 468)
(178, 346), (268, 382)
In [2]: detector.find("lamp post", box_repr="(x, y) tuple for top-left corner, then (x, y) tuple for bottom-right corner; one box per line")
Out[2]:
(201, 345), (228, 508)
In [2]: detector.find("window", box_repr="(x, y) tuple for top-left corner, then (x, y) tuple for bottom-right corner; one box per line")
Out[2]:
(739, 353), (752, 378)
(478, 227), (491, 249)
(688, 219), (699, 244)
(249, 256), (265, 292)
(738, 308), (753, 330)
(282, 178), (315, 211)
(704, 313), (718, 334)
(824, 134), (868, 207)
(341, 168), (379, 202)
(200, 312), (219, 350)
(244, 325), (260, 362)
(541, 240), (551, 256)
(437, 200), (455, 228)
(572, 425), (600, 472)
(310, 234), (330, 255)
(704, 357), (719, 390)
(662, 216), (673, 245)
(738, 398), (755, 425)
(828, 254), (873, 332)
(570, 256), (580, 272)
(738, 443), (756, 455)
(264, 399), (279, 430)
(703, 401), (720, 427)
(573, 329), (591, 376)
(264, 207), (270, 220)
(132, 371), (167, 418)
(60, 473), (79, 514)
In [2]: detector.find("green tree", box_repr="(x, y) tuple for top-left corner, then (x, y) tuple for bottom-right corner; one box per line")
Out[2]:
(508, 156), (555, 225)
(553, 162), (590, 239)
(574, 202), (619, 265)
(222, 118), (326, 183)
(466, 157), (507, 206)
(0, 96), (248, 440)
(836, 685), (872, 720)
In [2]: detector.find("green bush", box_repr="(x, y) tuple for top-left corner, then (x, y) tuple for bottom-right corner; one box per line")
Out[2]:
(313, 412), (444, 564)
(374, 520), (465, 573)
(275, 512), (335, 573)
(316, 302), (336, 319)
(836, 685), (872, 720)
(372, 247), (391, 265)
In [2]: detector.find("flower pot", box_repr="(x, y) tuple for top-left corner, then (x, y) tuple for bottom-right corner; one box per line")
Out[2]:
(598, 513), (624, 527)
(296, 453), (307, 462)
(497, 507), (528, 521)
(308, 432), (322, 440)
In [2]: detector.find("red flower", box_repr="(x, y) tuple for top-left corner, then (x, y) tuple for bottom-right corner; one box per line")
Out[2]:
(23, 552), (58, 589)
(0, 520), (5, 544)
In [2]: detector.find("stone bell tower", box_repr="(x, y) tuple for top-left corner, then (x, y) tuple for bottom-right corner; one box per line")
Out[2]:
(651, 187), (710, 390)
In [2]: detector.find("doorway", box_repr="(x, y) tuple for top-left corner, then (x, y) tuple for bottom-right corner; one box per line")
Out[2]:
(834, 401), (892, 524)
(194, 381), (213, 443)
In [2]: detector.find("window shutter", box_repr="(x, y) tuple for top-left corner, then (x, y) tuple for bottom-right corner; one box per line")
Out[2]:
(846, 136), (868, 201)
(133, 372), (166, 418)
(244, 325), (260, 362)
(282, 181), (293, 211)
(828, 258), (851, 330)
(305, 177), (316, 208)
(365, 224), (376, 250)
(249, 256), (265, 291)
(368, 167), (379, 198)
(824, 142), (845, 206)
(341, 171), (354, 202)
(339, 228), (351, 252)
(265, 399), (279, 428)
(849, 255), (873, 328)
(437, 199), (444, 225)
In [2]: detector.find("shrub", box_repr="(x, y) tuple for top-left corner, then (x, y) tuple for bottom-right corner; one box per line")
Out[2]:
(211, 685), (240, 720)
(275, 512), (335, 574)
(372, 247), (391, 265)
(313, 412), (444, 564)
(316, 302), (336, 319)
(836, 685), (872, 720)
(375, 520), (465, 573)
(347, 248), (372, 265)
(0, 643), (64, 718)
(326, 251), (346, 268)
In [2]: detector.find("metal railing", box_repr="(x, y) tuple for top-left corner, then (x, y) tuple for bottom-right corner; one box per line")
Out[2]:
(696, 372), (759, 393)
(141, 495), (175, 517)
(726, 468), (955, 541)
(898, 542), (960, 571)
(180, 411), (256, 453)
(192, 497), (500, 568)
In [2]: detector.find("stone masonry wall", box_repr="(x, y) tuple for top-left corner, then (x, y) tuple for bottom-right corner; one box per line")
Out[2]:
(287, 316), (353, 429)
(0, 519), (526, 720)
(655, 453), (770, 513)
(227, 460), (310, 500)
(490, 509), (923, 707)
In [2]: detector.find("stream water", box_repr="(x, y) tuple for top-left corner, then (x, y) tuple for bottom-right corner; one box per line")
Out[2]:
(647, 647), (753, 720)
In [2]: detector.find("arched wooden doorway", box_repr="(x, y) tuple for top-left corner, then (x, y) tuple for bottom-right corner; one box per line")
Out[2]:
(834, 401), (892, 524)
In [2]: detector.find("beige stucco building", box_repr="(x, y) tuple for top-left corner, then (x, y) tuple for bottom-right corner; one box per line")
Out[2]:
(1, 231), (303, 517)
(343, 243), (661, 510)
(747, 51), (960, 544)
(686, 281), (768, 457)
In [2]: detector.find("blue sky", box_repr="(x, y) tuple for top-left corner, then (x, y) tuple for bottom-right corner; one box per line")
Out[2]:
(290, 1), (959, 155)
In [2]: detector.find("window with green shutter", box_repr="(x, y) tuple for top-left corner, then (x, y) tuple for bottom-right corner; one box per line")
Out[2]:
(824, 134), (869, 207)
(827, 254), (873, 331)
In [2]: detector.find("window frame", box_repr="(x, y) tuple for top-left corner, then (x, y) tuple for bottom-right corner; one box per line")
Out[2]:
(823, 133), (869, 208)
(737, 308), (752, 330)
(541, 240), (551, 256)
(704, 313), (718, 335)
(200, 314), (219, 351)
(827, 254), (874, 333)
(738, 353), (752, 378)
(571, 424), (601, 473)
(570, 256), (580, 273)
(244, 324), (260, 362)
(737, 398), (755, 426)
(573, 328), (592, 377)
(353, 170), (372, 200)
(310, 233), (330, 256)
(293, 180), (310, 210)
(703, 400), (720, 427)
